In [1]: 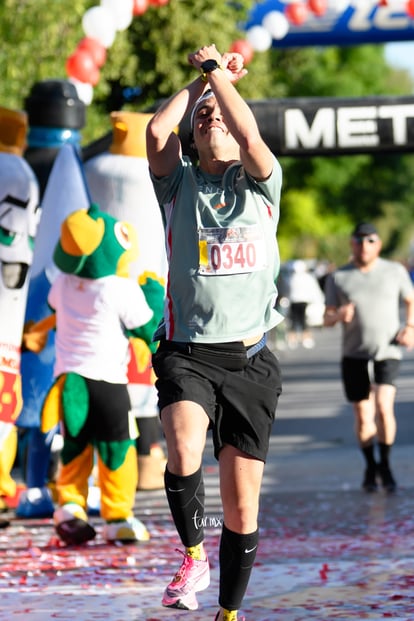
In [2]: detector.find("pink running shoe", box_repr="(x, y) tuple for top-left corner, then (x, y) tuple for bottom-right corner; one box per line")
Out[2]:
(162, 549), (210, 610)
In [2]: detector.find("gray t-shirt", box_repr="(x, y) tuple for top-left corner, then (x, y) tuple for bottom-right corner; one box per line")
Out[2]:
(324, 258), (414, 360)
(150, 155), (283, 343)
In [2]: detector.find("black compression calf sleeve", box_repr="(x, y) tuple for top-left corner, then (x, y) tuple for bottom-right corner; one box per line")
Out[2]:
(361, 444), (376, 467)
(378, 442), (391, 465)
(219, 524), (259, 611)
(164, 466), (205, 547)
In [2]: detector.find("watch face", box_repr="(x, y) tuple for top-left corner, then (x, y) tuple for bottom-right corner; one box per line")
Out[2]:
(201, 59), (219, 73)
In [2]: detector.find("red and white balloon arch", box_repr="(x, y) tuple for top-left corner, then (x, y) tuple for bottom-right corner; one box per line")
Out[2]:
(66, 0), (414, 105)
(66, 0), (169, 104)
(243, 0), (414, 57)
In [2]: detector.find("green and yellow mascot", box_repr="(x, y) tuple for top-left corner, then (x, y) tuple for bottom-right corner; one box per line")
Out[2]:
(43, 203), (163, 545)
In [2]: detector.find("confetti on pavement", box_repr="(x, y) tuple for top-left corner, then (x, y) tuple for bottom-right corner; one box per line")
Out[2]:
(1, 487), (414, 621)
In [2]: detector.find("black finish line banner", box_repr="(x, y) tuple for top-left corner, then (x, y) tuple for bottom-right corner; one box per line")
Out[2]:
(247, 95), (414, 156)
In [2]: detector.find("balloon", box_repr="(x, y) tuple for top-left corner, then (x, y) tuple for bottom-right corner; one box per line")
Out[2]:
(82, 6), (116, 48)
(407, 0), (414, 17)
(66, 50), (100, 86)
(285, 2), (308, 25)
(229, 39), (254, 65)
(100, 0), (134, 31)
(262, 10), (290, 40)
(308, 0), (328, 16)
(133, 0), (149, 15)
(77, 37), (106, 68)
(69, 79), (94, 106)
(246, 25), (273, 52)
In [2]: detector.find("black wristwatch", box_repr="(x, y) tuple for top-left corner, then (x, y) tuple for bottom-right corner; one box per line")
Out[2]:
(201, 59), (220, 73)
(200, 59), (222, 82)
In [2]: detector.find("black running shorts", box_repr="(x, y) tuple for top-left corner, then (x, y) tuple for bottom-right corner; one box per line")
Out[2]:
(341, 357), (400, 402)
(152, 341), (282, 462)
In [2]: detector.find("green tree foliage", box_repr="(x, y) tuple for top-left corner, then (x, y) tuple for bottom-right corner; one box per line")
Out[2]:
(1, 0), (413, 262)
(0, 0), (90, 107)
(126, 0), (253, 104)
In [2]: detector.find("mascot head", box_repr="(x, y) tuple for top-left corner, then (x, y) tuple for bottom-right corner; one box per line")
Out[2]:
(109, 111), (153, 158)
(53, 203), (138, 279)
(0, 107), (40, 291)
(0, 106), (27, 156)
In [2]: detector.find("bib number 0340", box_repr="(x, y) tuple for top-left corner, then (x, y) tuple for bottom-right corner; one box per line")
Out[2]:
(198, 226), (266, 276)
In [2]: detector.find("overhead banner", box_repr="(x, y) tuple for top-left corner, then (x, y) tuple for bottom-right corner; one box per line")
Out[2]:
(247, 1), (414, 47)
(246, 95), (414, 156)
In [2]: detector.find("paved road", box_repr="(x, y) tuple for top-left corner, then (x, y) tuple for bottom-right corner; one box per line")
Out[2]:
(265, 323), (414, 492)
(1, 325), (413, 620)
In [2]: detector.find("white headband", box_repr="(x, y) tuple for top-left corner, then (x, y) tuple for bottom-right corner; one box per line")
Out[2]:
(189, 89), (215, 130)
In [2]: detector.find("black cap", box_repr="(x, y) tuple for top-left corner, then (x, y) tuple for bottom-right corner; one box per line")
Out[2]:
(352, 222), (379, 237)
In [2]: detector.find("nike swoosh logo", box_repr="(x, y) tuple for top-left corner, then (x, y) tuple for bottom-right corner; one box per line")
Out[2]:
(244, 546), (257, 554)
(168, 488), (185, 492)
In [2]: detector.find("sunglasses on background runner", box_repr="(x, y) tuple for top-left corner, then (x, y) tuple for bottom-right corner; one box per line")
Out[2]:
(353, 236), (379, 244)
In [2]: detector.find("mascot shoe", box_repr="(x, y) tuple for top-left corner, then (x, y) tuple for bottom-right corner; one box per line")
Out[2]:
(103, 516), (150, 543)
(15, 486), (54, 518)
(54, 503), (96, 545)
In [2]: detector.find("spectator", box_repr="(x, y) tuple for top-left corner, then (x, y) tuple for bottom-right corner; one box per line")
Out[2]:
(286, 260), (324, 349)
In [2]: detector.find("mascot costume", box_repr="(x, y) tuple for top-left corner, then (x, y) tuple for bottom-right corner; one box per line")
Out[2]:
(24, 79), (86, 195)
(40, 203), (164, 545)
(0, 107), (40, 513)
(16, 81), (86, 520)
(16, 144), (90, 519)
(84, 111), (168, 490)
(16, 81), (85, 520)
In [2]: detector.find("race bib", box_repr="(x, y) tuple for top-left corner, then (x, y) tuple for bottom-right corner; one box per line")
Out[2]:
(198, 225), (266, 276)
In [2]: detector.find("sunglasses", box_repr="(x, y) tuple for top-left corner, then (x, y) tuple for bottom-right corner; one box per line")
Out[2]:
(353, 236), (379, 244)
